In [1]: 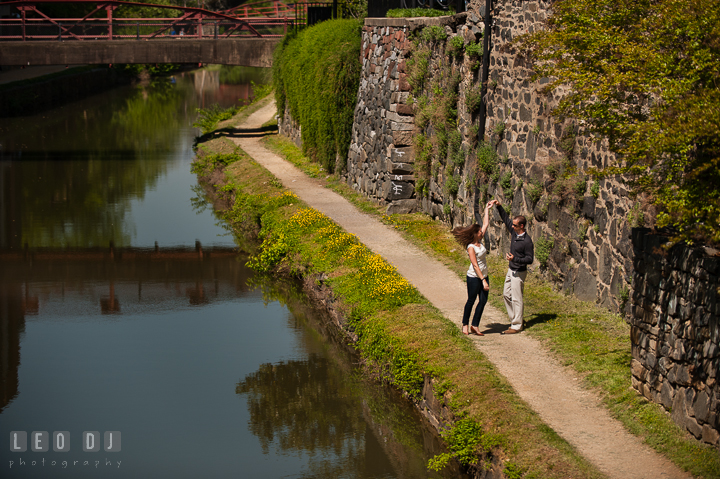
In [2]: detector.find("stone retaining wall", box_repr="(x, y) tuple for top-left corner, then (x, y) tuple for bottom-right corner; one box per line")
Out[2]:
(340, 3), (638, 312)
(629, 230), (720, 445)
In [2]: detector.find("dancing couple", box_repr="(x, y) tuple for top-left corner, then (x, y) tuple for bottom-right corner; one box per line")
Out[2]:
(452, 200), (534, 335)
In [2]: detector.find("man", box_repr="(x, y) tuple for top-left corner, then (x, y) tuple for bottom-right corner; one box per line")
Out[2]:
(490, 200), (534, 334)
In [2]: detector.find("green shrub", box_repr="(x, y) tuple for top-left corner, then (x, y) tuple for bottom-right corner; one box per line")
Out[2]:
(467, 124), (480, 147)
(448, 35), (465, 58)
(477, 142), (498, 179)
(446, 174), (460, 197)
(421, 25), (447, 43)
(272, 19), (362, 173)
(500, 171), (513, 199)
(628, 203), (645, 227)
(465, 85), (482, 114)
(449, 129), (464, 167)
(465, 41), (482, 70)
(407, 46), (431, 96)
(386, 8), (447, 18)
(192, 103), (241, 135)
(535, 236), (554, 268)
(527, 179), (543, 205)
(590, 181), (600, 198)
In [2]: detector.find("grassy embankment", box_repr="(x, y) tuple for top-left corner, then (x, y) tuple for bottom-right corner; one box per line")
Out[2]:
(259, 133), (720, 479)
(192, 105), (605, 478)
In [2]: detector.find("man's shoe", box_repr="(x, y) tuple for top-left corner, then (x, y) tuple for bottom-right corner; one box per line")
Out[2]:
(501, 328), (520, 335)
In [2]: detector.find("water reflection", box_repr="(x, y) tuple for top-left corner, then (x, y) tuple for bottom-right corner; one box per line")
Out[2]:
(237, 278), (456, 479)
(0, 67), (268, 249)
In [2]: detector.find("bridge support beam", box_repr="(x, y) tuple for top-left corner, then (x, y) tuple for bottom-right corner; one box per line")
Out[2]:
(0, 38), (279, 67)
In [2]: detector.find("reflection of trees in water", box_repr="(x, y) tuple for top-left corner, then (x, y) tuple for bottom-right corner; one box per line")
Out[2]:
(218, 66), (271, 86)
(238, 276), (454, 479)
(236, 355), (365, 455)
(111, 79), (192, 152)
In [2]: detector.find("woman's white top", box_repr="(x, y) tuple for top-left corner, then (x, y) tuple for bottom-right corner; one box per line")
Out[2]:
(466, 243), (489, 279)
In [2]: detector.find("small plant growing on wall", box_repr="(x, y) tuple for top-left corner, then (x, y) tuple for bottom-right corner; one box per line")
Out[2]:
(535, 236), (554, 268)
(590, 181), (600, 198)
(448, 35), (464, 59)
(526, 178), (543, 205)
(500, 171), (513, 200)
(494, 122), (506, 137)
(578, 221), (588, 242)
(465, 86), (483, 114)
(468, 124), (480, 147)
(465, 41), (482, 70)
(477, 142), (499, 181)
(446, 174), (460, 197)
(421, 25), (447, 44)
(628, 203), (645, 227)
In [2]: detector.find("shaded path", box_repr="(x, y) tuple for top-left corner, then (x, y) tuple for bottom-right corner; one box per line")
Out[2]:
(229, 98), (690, 479)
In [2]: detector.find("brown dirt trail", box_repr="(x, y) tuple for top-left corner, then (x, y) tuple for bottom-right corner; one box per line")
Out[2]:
(227, 98), (691, 479)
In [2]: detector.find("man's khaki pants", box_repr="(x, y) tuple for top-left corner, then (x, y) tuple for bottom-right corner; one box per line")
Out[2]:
(503, 269), (527, 330)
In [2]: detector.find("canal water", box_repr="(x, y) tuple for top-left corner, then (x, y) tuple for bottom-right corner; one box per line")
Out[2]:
(0, 67), (455, 478)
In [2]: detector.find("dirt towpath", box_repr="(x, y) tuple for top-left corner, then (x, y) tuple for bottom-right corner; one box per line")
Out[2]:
(228, 98), (690, 479)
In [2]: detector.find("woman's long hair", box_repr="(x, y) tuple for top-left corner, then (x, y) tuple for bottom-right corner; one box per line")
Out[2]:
(452, 224), (481, 247)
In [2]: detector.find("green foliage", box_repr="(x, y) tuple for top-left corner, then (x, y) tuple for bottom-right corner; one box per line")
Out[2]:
(525, 0), (720, 245)
(590, 181), (600, 198)
(500, 171), (513, 199)
(386, 8), (447, 18)
(468, 124), (480, 147)
(535, 236), (554, 268)
(190, 151), (241, 176)
(449, 129), (465, 168)
(527, 178), (543, 205)
(448, 35), (465, 58)
(465, 41), (483, 70)
(192, 104), (241, 135)
(493, 122), (506, 138)
(578, 221), (588, 242)
(465, 85), (483, 114)
(618, 285), (630, 308)
(428, 418), (486, 470)
(446, 174), (460, 197)
(504, 462), (527, 479)
(407, 46), (431, 96)
(420, 25), (448, 43)
(477, 142), (499, 180)
(272, 19), (362, 173)
(628, 203), (646, 227)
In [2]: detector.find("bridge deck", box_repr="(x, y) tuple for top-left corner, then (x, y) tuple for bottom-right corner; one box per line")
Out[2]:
(0, 38), (280, 66)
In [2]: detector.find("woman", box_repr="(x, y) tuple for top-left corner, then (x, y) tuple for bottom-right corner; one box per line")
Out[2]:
(452, 202), (491, 335)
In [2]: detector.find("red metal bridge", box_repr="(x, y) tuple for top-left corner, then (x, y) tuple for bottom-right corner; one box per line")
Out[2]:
(0, 0), (335, 41)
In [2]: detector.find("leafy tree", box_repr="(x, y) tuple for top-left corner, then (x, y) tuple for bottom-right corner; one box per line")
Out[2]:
(523, 0), (720, 245)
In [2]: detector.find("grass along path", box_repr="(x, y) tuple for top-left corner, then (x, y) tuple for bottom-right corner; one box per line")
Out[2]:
(209, 97), (701, 478)
(260, 125), (719, 479)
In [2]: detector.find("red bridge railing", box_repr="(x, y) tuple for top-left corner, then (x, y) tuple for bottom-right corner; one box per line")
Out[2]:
(0, 0), (296, 40)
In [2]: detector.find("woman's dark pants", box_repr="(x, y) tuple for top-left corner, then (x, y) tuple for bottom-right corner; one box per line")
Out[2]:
(463, 275), (490, 327)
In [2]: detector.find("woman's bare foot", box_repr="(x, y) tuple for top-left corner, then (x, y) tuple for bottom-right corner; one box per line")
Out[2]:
(462, 325), (469, 335)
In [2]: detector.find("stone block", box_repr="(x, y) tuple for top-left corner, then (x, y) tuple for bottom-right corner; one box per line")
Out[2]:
(396, 103), (414, 115)
(384, 180), (414, 200)
(388, 161), (414, 175)
(392, 130), (413, 146)
(703, 424), (720, 445)
(386, 199), (418, 215)
(660, 381), (675, 409)
(575, 263), (598, 302)
(391, 121), (414, 131)
(694, 390), (711, 423)
(631, 358), (646, 379)
(389, 146), (413, 162)
(687, 416), (703, 439)
(672, 387), (690, 427)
